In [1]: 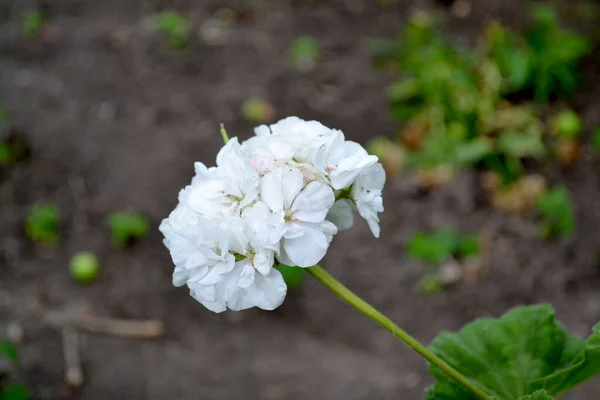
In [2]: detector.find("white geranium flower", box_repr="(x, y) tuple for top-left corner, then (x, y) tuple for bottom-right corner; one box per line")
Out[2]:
(159, 117), (385, 313)
(352, 163), (386, 238)
(260, 167), (336, 267)
(313, 131), (378, 190)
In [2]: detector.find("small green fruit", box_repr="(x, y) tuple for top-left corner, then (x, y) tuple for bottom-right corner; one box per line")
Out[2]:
(70, 252), (100, 284)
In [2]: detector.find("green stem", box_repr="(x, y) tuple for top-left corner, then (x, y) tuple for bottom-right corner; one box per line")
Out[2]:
(220, 123), (229, 144)
(307, 264), (491, 400)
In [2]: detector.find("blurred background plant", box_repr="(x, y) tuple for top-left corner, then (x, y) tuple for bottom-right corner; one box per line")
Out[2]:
(368, 5), (586, 233)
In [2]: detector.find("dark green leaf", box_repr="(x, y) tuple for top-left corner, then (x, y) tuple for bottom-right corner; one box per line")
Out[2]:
(456, 235), (480, 259)
(106, 211), (150, 247)
(516, 391), (553, 400)
(426, 304), (573, 399)
(530, 323), (600, 396)
(1, 384), (28, 400)
(407, 229), (459, 266)
(535, 187), (575, 237)
(0, 341), (18, 363)
(592, 128), (600, 151)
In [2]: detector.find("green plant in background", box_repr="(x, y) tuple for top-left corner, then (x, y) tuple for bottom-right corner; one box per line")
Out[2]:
(592, 128), (600, 151)
(407, 228), (480, 265)
(369, 5), (590, 191)
(155, 11), (190, 49)
(25, 203), (59, 245)
(427, 304), (600, 399)
(276, 263), (305, 289)
(288, 36), (322, 72)
(69, 252), (100, 284)
(22, 10), (47, 39)
(1, 341), (29, 400)
(241, 97), (276, 124)
(526, 5), (590, 101)
(551, 109), (582, 139)
(407, 227), (481, 294)
(106, 211), (149, 247)
(535, 186), (575, 238)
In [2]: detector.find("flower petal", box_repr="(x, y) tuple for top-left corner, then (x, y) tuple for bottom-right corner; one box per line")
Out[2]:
(282, 223), (330, 267)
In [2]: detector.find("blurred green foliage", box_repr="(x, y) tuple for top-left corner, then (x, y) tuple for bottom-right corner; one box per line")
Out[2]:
(592, 128), (600, 151)
(155, 11), (190, 49)
(1, 341), (28, 400)
(106, 211), (149, 247)
(369, 6), (589, 186)
(536, 186), (575, 238)
(289, 36), (322, 72)
(25, 203), (60, 245)
(407, 227), (480, 266)
(22, 10), (47, 39)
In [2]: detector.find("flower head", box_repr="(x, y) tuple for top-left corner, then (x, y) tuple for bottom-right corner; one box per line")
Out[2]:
(160, 117), (385, 312)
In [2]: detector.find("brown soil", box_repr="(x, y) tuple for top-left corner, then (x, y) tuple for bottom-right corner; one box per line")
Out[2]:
(1, 0), (600, 399)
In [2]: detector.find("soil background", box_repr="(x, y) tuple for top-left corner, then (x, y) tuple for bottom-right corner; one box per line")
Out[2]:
(2, 0), (600, 399)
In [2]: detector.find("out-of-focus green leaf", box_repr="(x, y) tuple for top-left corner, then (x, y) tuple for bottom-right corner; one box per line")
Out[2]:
(25, 203), (60, 245)
(497, 131), (546, 158)
(106, 211), (150, 247)
(1, 384), (29, 400)
(289, 36), (321, 71)
(0, 341), (18, 363)
(536, 186), (575, 238)
(407, 228), (459, 266)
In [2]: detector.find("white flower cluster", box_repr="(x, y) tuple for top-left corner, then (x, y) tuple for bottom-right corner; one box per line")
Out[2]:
(159, 117), (385, 312)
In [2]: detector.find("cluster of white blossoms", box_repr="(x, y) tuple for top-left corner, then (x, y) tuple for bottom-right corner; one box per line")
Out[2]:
(159, 117), (385, 312)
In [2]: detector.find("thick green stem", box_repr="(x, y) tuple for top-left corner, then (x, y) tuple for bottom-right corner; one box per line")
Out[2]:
(307, 264), (491, 400)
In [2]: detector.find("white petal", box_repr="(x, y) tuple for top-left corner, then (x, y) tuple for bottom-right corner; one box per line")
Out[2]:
(326, 199), (354, 231)
(237, 262), (256, 289)
(282, 224), (330, 267)
(330, 155), (378, 190)
(260, 170), (285, 213)
(253, 250), (274, 276)
(189, 284), (227, 313)
(253, 269), (287, 311)
(291, 181), (335, 223)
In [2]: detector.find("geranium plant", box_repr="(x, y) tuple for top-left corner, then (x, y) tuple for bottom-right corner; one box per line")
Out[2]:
(159, 118), (600, 399)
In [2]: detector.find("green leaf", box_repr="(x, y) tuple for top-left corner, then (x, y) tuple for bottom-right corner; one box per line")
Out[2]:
(516, 391), (553, 400)
(455, 138), (493, 165)
(0, 341), (18, 363)
(275, 264), (305, 289)
(497, 131), (546, 159)
(456, 235), (480, 260)
(552, 110), (582, 139)
(406, 228), (459, 266)
(425, 304), (600, 400)
(0, 384), (29, 400)
(289, 36), (321, 71)
(535, 187), (575, 237)
(106, 211), (150, 247)
(155, 11), (190, 49)
(530, 323), (600, 396)
(592, 128), (600, 151)
(25, 203), (60, 246)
